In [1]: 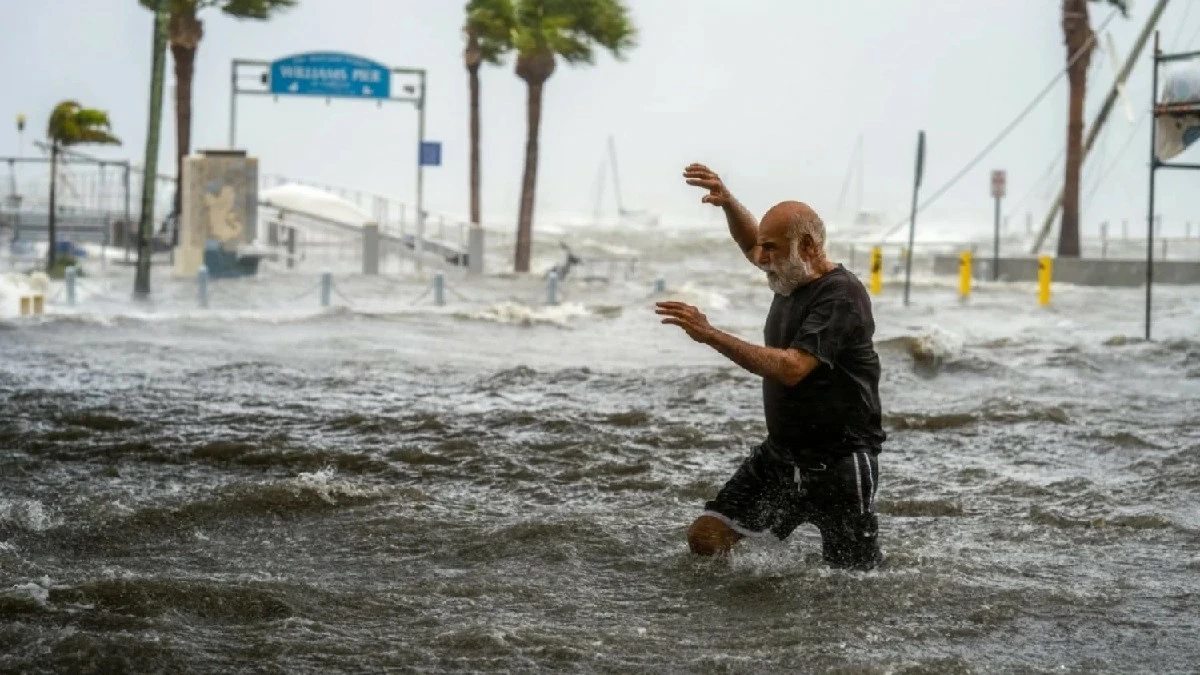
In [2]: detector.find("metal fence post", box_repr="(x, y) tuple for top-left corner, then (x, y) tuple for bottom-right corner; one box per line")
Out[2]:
(197, 266), (209, 308)
(65, 266), (77, 305)
(546, 270), (559, 306)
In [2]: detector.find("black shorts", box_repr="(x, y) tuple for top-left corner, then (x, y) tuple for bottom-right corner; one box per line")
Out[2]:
(702, 442), (882, 570)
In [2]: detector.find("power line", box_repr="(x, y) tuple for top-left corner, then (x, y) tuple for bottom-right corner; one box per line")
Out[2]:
(1171, 0), (1196, 51)
(878, 7), (1123, 241)
(1084, 107), (1149, 209)
(1188, 18), (1200, 50)
(1010, 144), (1065, 218)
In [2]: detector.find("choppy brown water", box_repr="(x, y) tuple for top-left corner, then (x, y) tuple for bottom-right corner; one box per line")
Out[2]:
(2, 255), (1199, 673)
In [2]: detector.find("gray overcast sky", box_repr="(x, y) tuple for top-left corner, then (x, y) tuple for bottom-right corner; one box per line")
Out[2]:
(2, 0), (1198, 238)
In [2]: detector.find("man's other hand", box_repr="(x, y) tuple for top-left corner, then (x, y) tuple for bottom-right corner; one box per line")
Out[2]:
(655, 301), (716, 343)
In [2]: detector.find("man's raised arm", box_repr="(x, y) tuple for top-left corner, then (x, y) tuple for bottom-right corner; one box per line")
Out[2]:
(683, 164), (760, 264)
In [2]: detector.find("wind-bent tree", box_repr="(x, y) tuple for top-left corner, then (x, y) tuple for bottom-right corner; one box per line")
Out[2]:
(1058, 0), (1128, 257)
(137, 0), (297, 218)
(511, 0), (636, 273)
(464, 0), (516, 227)
(45, 101), (121, 273)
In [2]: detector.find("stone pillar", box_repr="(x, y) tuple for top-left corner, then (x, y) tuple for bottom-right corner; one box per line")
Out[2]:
(362, 222), (380, 275)
(467, 226), (485, 277)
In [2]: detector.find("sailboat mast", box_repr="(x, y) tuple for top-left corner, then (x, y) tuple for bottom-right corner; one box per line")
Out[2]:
(607, 135), (626, 217)
(835, 134), (863, 215)
(592, 156), (607, 227)
(856, 135), (864, 216)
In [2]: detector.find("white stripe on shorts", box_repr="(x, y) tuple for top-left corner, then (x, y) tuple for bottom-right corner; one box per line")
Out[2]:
(852, 453), (866, 514)
(860, 452), (875, 512)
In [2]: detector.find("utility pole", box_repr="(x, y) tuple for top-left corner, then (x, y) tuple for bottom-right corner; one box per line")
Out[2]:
(134, 0), (170, 298)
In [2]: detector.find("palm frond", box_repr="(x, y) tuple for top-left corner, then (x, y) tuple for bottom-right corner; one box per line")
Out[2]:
(73, 109), (112, 128)
(138, 0), (202, 15)
(1092, 0), (1130, 16)
(46, 100), (122, 147)
(219, 0), (297, 20)
(466, 0), (517, 64)
(511, 0), (636, 63)
(68, 130), (122, 147)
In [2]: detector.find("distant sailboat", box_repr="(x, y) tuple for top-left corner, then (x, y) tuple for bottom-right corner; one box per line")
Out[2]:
(590, 136), (659, 227)
(831, 133), (885, 240)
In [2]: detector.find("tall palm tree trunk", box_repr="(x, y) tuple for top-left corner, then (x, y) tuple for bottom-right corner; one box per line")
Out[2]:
(1059, 0), (1092, 258)
(168, 10), (202, 219)
(515, 79), (545, 273)
(171, 42), (196, 217)
(46, 144), (59, 273)
(468, 63), (482, 226)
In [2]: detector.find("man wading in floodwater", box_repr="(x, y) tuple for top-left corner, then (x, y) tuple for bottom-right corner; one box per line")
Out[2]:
(654, 163), (885, 570)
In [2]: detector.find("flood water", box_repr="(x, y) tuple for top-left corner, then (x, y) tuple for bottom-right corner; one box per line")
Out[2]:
(2, 230), (1199, 673)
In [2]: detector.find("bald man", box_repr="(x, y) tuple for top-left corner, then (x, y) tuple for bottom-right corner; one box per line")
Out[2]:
(654, 163), (885, 570)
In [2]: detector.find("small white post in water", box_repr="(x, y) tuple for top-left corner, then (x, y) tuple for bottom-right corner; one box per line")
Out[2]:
(362, 223), (380, 275)
(65, 266), (77, 306)
(546, 270), (559, 306)
(653, 276), (665, 294)
(433, 271), (445, 306)
(467, 226), (485, 278)
(320, 272), (332, 307)
(198, 266), (209, 309)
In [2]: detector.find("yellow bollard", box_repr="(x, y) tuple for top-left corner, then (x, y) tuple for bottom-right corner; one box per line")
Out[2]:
(19, 296), (31, 316)
(33, 294), (44, 316)
(958, 250), (972, 301)
(1038, 256), (1052, 307)
(869, 246), (883, 295)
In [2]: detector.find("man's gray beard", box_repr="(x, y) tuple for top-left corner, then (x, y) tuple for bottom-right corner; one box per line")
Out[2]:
(763, 256), (813, 295)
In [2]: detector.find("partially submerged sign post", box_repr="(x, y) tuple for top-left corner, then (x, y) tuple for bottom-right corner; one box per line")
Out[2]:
(991, 170), (1006, 281)
(902, 130), (926, 307)
(229, 52), (438, 270)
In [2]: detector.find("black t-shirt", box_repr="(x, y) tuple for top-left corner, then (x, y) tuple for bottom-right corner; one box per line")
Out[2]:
(762, 264), (885, 458)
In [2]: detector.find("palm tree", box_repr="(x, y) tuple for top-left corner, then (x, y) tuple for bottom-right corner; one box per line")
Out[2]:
(45, 102), (121, 273)
(135, 0), (171, 298)
(1058, 0), (1128, 257)
(138, 0), (297, 219)
(464, 0), (515, 228)
(511, 0), (636, 272)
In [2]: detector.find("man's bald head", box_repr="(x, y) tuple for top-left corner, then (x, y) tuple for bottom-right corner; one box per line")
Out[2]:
(759, 201), (826, 255)
(753, 201), (831, 295)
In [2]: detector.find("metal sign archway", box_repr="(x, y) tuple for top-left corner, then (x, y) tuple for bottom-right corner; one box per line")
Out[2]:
(228, 51), (433, 265)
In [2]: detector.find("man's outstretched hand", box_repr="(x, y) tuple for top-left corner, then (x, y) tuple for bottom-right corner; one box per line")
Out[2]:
(655, 301), (717, 344)
(683, 164), (732, 208)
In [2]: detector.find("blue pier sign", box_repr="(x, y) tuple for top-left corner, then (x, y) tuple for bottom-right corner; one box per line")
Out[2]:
(419, 142), (442, 167)
(269, 52), (391, 100)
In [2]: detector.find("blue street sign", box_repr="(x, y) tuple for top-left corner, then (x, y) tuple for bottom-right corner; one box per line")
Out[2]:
(419, 141), (442, 167)
(269, 52), (391, 99)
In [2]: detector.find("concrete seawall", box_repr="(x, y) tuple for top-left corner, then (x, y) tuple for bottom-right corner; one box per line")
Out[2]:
(933, 255), (1200, 286)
